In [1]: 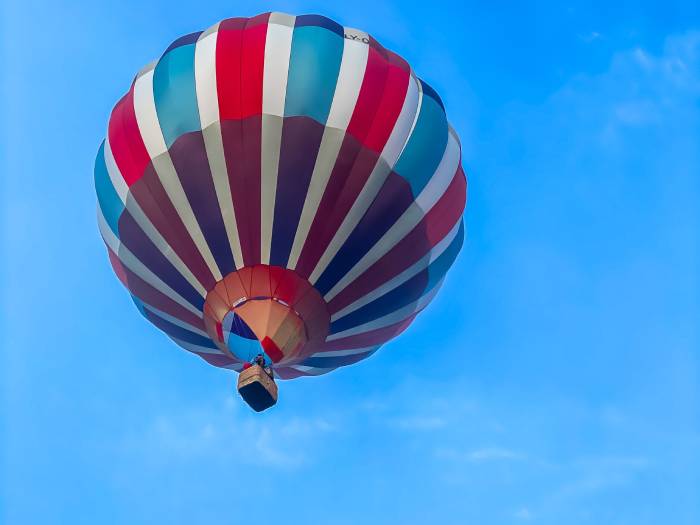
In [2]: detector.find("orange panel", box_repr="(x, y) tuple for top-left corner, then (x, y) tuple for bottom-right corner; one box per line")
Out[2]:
(223, 272), (247, 304)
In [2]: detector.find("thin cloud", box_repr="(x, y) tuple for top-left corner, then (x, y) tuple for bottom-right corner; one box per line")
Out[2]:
(120, 400), (336, 470)
(513, 507), (534, 520)
(390, 415), (448, 430)
(435, 447), (525, 463)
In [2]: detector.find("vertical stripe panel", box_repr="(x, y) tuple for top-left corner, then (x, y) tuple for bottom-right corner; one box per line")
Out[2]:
(133, 69), (223, 281)
(307, 74), (421, 284)
(286, 29), (369, 269)
(260, 15), (295, 264)
(95, 142), (124, 236)
(107, 88), (151, 186)
(283, 24), (344, 122)
(152, 35), (202, 148)
(195, 24), (245, 269)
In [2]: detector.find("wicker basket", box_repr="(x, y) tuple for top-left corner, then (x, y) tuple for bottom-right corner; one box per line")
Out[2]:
(237, 365), (278, 412)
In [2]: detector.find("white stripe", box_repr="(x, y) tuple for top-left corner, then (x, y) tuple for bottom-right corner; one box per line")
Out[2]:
(261, 19), (295, 264)
(169, 337), (224, 356)
(103, 138), (129, 201)
(144, 305), (207, 338)
(287, 33), (370, 269)
(194, 25), (221, 129)
(397, 72), (423, 159)
(309, 345), (377, 358)
(262, 19), (295, 117)
(194, 28), (245, 269)
(330, 219), (461, 322)
(383, 72), (422, 167)
(325, 31), (369, 130)
(103, 138), (207, 297)
(132, 66), (168, 157)
(98, 208), (201, 316)
(326, 278), (443, 342)
(133, 69), (223, 281)
(309, 74), (422, 284)
(288, 365), (334, 375)
(323, 128), (460, 301)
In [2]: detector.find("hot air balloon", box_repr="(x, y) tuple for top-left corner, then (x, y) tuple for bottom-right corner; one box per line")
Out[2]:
(95, 12), (467, 411)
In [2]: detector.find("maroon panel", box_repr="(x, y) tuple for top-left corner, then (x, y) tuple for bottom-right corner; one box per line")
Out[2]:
(221, 117), (262, 267)
(294, 136), (381, 278)
(169, 131), (235, 275)
(269, 117), (325, 266)
(129, 166), (216, 290)
(321, 315), (416, 351)
(327, 168), (466, 314)
(109, 247), (205, 330)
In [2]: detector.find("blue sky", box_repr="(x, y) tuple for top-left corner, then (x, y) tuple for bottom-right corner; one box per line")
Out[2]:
(1, 1), (698, 523)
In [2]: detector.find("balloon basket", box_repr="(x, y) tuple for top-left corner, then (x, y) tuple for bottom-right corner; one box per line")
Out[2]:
(237, 365), (278, 412)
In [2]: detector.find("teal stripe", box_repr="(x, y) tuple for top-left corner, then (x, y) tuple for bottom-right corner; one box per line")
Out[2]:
(153, 44), (200, 148)
(393, 85), (449, 197)
(426, 222), (464, 290)
(284, 26), (344, 123)
(131, 296), (147, 317)
(94, 141), (124, 238)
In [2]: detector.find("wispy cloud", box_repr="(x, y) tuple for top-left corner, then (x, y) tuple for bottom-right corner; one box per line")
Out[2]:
(390, 415), (447, 430)
(435, 447), (524, 463)
(513, 507), (534, 521)
(120, 398), (336, 470)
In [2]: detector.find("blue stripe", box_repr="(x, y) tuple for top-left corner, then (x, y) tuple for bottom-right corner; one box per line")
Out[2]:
(163, 32), (202, 54)
(146, 310), (217, 348)
(313, 173), (413, 296)
(94, 142), (124, 238)
(153, 42), (201, 148)
(425, 221), (464, 288)
(131, 296), (147, 317)
(295, 14), (344, 35)
(301, 349), (377, 368)
(118, 212), (205, 310)
(284, 25), (344, 123)
(393, 80), (449, 197)
(419, 79), (445, 111)
(329, 223), (464, 333)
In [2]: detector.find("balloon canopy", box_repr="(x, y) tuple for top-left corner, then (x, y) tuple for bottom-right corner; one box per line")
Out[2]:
(95, 12), (467, 379)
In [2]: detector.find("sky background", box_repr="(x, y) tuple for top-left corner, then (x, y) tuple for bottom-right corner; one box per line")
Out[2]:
(1, 1), (698, 524)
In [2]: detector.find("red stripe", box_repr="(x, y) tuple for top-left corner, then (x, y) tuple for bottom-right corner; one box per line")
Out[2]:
(362, 50), (410, 152)
(216, 18), (244, 119)
(240, 16), (268, 117)
(107, 247), (205, 330)
(217, 17), (267, 265)
(346, 46), (390, 145)
(107, 86), (151, 187)
(322, 315), (416, 351)
(293, 51), (410, 278)
(327, 168), (466, 315)
(107, 244), (129, 285)
(217, 15), (268, 119)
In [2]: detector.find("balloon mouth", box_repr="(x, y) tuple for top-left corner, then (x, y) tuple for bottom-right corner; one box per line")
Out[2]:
(202, 265), (330, 367)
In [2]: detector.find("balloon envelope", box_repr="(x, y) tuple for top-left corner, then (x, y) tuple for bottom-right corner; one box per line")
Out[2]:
(95, 12), (467, 379)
